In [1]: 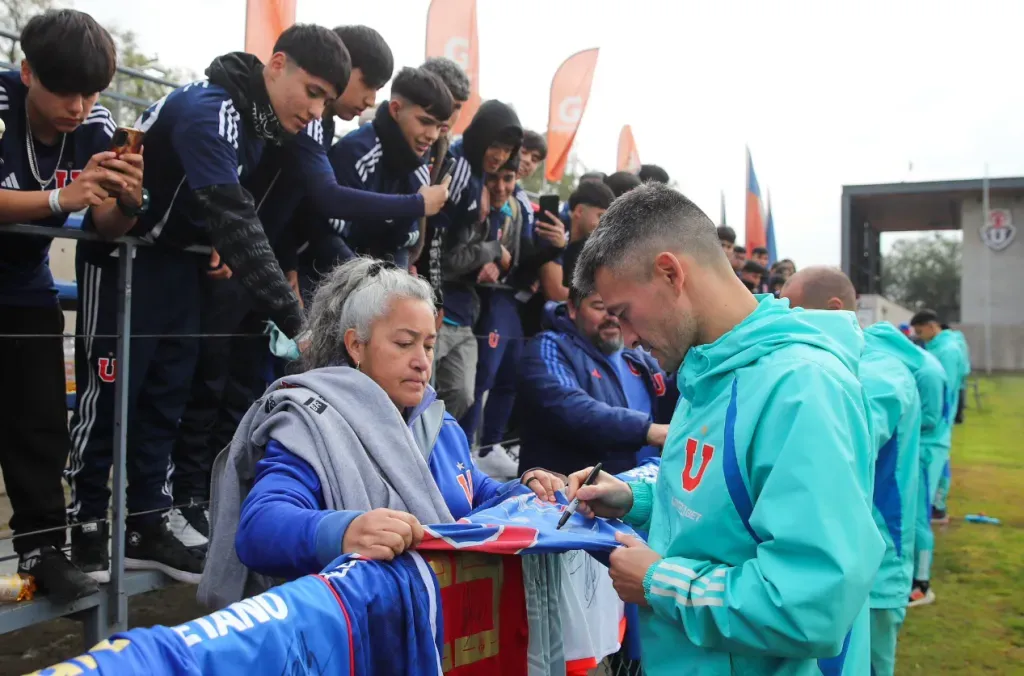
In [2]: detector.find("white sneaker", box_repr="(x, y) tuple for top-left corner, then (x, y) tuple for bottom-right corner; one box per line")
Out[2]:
(474, 444), (520, 480)
(167, 508), (209, 549)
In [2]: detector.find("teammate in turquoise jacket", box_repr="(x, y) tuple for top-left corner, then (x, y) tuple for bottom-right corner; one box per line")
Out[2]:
(909, 309), (964, 605)
(781, 267), (923, 676)
(935, 325), (970, 511)
(568, 184), (883, 676)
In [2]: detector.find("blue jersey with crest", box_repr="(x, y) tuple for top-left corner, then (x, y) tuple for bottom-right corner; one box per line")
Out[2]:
(31, 553), (445, 676)
(78, 79), (265, 265)
(0, 71), (115, 305)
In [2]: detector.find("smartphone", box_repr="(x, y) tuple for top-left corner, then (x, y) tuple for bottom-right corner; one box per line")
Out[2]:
(538, 194), (560, 225)
(110, 127), (144, 156)
(434, 157), (456, 185)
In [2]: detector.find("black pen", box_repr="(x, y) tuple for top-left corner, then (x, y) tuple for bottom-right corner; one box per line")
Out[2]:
(557, 463), (603, 530)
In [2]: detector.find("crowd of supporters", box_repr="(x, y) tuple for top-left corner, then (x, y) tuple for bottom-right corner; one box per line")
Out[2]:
(0, 8), (971, 676)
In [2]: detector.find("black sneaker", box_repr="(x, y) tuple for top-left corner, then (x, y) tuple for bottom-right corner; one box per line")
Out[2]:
(931, 507), (950, 525)
(71, 520), (111, 584)
(124, 516), (204, 584)
(181, 504), (209, 539)
(18, 545), (99, 604)
(167, 507), (209, 551)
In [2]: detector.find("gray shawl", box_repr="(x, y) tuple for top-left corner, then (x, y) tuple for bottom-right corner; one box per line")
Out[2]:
(197, 366), (455, 609)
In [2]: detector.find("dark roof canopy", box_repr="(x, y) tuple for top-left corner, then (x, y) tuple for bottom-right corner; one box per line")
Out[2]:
(842, 177), (1024, 232)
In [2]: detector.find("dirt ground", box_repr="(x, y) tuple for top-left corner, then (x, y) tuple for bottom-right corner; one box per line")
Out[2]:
(0, 584), (207, 675)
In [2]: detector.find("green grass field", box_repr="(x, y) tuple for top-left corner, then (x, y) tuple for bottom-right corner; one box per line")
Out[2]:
(896, 375), (1024, 674)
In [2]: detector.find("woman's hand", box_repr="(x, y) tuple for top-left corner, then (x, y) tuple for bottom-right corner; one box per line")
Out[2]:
(342, 508), (424, 561)
(520, 468), (567, 503)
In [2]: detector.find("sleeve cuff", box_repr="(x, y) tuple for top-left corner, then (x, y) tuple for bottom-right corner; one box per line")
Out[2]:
(623, 481), (654, 527)
(642, 560), (658, 603)
(314, 510), (362, 567)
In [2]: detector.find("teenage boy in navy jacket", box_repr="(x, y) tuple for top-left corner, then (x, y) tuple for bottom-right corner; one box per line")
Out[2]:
(517, 287), (677, 477)
(328, 66), (453, 269)
(0, 8), (136, 602)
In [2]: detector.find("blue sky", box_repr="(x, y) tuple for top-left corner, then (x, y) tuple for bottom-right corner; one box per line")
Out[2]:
(76, 0), (1017, 264)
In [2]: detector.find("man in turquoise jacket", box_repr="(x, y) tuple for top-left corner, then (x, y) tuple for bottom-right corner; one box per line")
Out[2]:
(568, 184), (884, 676)
(781, 267), (922, 676)
(935, 324), (970, 512)
(909, 309), (963, 605)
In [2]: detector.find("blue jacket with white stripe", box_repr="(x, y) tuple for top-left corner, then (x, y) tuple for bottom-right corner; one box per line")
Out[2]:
(517, 302), (677, 477)
(327, 110), (430, 268)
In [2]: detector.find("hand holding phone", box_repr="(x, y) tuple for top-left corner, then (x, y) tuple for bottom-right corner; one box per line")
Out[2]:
(537, 194), (560, 225)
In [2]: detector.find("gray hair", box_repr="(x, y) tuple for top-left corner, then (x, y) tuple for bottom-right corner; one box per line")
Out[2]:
(421, 56), (471, 102)
(572, 182), (728, 296)
(302, 258), (436, 370)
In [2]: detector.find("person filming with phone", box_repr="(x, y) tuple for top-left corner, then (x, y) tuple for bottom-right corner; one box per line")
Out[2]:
(0, 9), (146, 604)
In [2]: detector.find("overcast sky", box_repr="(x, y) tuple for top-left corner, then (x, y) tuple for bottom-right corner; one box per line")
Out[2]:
(74, 0), (1018, 265)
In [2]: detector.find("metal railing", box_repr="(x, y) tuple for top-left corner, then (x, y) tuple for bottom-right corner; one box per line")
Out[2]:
(0, 223), (148, 642)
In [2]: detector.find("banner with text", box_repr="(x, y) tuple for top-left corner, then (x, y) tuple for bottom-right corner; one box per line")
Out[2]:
(545, 48), (599, 183)
(426, 0), (481, 136)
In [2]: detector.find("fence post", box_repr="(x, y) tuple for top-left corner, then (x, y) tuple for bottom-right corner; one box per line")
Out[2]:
(107, 241), (135, 636)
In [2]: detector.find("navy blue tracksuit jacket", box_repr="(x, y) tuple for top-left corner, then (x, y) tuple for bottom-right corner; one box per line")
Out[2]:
(517, 303), (678, 477)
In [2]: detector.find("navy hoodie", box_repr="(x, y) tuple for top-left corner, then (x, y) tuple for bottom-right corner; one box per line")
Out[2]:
(435, 100), (522, 326)
(517, 302), (678, 476)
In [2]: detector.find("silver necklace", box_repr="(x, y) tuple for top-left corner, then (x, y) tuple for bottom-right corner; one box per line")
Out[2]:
(24, 100), (65, 189)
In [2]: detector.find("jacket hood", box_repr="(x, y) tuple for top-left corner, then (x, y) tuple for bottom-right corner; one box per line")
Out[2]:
(541, 300), (649, 369)
(460, 100), (522, 175)
(680, 295), (864, 390)
(206, 52), (286, 142)
(206, 52), (262, 112)
(864, 321), (928, 373)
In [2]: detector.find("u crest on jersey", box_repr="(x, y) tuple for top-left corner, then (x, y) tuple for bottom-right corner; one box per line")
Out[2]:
(97, 357), (117, 383)
(455, 467), (474, 507)
(681, 437), (715, 492)
(54, 169), (82, 189)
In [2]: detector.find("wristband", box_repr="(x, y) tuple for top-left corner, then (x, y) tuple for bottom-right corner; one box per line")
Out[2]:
(48, 189), (62, 215)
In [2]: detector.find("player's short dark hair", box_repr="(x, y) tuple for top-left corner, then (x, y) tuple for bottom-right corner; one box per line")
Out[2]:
(421, 56), (470, 102)
(734, 244), (747, 256)
(521, 130), (548, 160)
(274, 24), (351, 97)
(21, 9), (116, 95)
(569, 180), (615, 211)
(638, 164), (670, 184)
(604, 171), (642, 198)
(717, 225), (736, 244)
(333, 25), (393, 89)
(391, 67), (453, 121)
(752, 246), (769, 257)
(910, 309), (940, 327)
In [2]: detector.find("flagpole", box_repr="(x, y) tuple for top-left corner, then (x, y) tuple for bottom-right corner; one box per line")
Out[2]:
(982, 166), (992, 375)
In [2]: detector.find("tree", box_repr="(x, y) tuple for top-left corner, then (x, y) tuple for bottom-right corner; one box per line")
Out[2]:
(521, 152), (586, 200)
(0, 0), (55, 62)
(104, 27), (193, 125)
(0, 0), (193, 125)
(881, 233), (962, 322)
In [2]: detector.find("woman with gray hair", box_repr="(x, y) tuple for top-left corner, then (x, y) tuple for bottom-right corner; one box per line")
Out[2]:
(201, 258), (562, 605)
